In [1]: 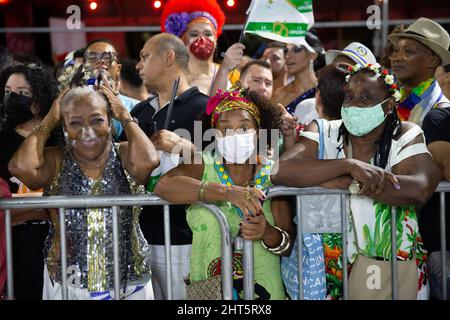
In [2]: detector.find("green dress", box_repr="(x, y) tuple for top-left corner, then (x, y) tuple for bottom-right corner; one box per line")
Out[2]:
(186, 153), (287, 300)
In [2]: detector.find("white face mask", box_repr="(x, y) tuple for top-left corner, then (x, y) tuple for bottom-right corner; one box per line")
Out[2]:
(217, 132), (256, 164)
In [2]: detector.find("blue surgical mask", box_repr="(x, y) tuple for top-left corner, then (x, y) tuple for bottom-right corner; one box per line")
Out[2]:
(341, 98), (389, 136)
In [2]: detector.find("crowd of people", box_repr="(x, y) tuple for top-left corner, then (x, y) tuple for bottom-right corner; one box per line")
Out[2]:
(0, 0), (450, 300)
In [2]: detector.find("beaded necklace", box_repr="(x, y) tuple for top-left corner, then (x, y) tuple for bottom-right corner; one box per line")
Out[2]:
(213, 155), (271, 217)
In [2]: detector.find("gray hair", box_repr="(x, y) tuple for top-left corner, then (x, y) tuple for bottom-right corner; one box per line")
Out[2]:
(60, 86), (108, 116)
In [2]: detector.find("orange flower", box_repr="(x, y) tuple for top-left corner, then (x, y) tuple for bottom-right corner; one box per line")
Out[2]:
(324, 244), (341, 260)
(397, 250), (409, 260)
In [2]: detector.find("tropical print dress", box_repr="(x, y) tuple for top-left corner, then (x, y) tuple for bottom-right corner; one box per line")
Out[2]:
(300, 120), (430, 299)
(186, 152), (287, 300)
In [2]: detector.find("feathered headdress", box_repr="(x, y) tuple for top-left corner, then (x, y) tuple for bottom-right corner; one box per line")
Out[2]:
(161, 0), (225, 37)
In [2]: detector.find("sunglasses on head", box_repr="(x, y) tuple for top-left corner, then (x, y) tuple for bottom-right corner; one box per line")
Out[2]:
(84, 51), (118, 65)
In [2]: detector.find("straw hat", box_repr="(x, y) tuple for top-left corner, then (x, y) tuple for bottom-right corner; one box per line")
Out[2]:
(389, 17), (450, 65)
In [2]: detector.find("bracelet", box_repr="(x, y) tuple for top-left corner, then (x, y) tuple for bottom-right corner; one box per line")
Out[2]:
(261, 226), (291, 255)
(32, 124), (51, 137)
(121, 117), (138, 129)
(198, 181), (210, 202)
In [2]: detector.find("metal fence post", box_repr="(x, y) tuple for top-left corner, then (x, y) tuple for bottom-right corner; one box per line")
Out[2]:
(381, 0), (390, 48)
(1, 184), (449, 301)
(295, 195), (303, 300)
(112, 206), (121, 300)
(341, 194), (348, 300)
(58, 208), (68, 300)
(163, 204), (173, 300)
(440, 192), (447, 300)
(243, 237), (254, 300)
(391, 206), (398, 300)
(197, 202), (233, 300)
(5, 209), (14, 300)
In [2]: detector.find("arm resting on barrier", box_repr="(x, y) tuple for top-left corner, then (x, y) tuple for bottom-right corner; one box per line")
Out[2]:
(373, 142), (441, 206)
(155, 162), (266, 217)
(272, 122), (440, 205)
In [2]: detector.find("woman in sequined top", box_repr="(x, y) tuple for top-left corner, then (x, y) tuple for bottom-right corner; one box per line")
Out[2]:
(9, 82), (159, 300)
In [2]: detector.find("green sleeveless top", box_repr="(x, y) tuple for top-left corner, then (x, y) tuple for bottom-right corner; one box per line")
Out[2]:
(186, 152), (286, 300)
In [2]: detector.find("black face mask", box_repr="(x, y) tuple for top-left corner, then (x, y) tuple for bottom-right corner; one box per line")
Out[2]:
(3, 92), (34, 127)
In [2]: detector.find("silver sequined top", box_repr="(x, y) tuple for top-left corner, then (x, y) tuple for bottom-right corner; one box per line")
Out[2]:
(43, 143), (151, 292)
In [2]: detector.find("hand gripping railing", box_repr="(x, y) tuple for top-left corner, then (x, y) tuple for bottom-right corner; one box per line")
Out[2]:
(0, 194), (233, 300)
(1, 181), (449, 300)
(249, 182), (449, 300)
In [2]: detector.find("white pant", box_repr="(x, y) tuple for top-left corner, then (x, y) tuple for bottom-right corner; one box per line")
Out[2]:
(42, 265), (154, 300)
(149, 244), (191, 300)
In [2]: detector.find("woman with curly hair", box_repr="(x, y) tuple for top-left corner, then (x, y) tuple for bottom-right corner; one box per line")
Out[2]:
(0, 63), (61, 299)
(273, 63), (441, 299)
(155, 87), (293, 300)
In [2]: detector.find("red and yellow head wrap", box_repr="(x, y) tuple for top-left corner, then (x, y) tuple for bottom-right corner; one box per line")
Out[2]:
(206, 87), (261, 128)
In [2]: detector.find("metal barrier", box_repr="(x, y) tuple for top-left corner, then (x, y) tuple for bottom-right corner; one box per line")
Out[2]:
(0, 194), (233, 300)
(264, 181), (450, 300)
(1, 182), (449, 300)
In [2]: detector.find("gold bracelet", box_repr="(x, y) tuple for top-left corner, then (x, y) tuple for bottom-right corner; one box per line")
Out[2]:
(203, 181), (210, 202)
(32, 124), (51, 137)
(198, 181), (209, 202)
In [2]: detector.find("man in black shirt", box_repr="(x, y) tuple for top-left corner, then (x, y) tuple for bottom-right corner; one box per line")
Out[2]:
(130, 33), (209, 299)
(420, 107), (450, 299)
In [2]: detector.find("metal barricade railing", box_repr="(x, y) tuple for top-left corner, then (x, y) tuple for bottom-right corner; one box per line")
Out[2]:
(0, 194), (233, 300)
(1, 182), (449, 300)
(263, 181), (450, 300)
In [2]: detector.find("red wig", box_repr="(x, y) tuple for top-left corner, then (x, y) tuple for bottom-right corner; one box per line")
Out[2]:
(161, 0), (226, 37)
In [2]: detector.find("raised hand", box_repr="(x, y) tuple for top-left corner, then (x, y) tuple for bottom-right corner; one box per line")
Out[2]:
(46, 88), (69, 126)
(222, 43), (246, 72)
(99, 73), (130, 122)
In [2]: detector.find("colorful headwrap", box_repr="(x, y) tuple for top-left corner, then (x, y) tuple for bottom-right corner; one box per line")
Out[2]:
(161, 0), (225, 37)
(206, 86), (261, 128)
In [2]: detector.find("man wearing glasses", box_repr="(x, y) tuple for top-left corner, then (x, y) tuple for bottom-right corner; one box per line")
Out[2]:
(84, 39), (141, 140)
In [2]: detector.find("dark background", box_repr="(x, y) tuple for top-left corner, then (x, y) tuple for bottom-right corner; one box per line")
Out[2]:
(0, 0), (449, 66)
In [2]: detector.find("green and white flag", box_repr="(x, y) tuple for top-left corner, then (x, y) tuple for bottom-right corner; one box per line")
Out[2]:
(243, 0), (314, 48)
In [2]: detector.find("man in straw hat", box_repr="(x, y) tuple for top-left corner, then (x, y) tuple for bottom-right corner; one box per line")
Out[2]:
(389, 17), (450, 125)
